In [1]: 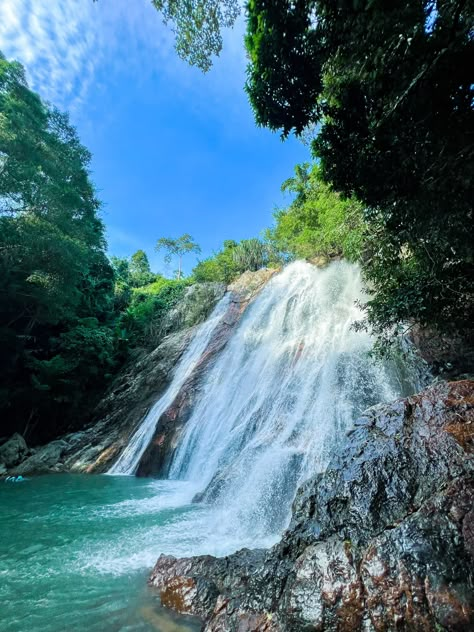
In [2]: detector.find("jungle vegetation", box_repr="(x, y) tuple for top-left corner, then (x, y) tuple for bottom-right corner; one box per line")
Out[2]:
(245, 0), (473, 340)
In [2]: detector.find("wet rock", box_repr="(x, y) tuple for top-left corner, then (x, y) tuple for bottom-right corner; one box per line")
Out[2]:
(63, 326), (196, 474)
(150, 380), (474, 631)
(7, 283), (227, 475)
(11, 440), (68, 475)
(227, 268), (278, 303)
(409, 325), (474, 377)
(0, 433), (27, 468)
(8, 272), (276, 476)
(160, 283), (227, 339)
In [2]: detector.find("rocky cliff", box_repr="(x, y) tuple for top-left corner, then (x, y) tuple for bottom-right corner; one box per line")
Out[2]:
(3, 271), (277, 476)
(136, 268), (278, 477)
(149, 379), (474, 631)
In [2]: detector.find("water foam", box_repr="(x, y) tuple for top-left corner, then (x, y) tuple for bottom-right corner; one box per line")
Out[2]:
(169, 261), (419, 541)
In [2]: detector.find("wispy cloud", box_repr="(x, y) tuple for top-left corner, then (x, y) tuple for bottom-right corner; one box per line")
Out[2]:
(0, 0), (248, 120)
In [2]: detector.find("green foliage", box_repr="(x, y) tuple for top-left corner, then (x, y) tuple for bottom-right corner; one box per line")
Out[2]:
(245, 0), (474, 338)
(152, 0), (240, 71)
(0, 52), (116, 441)
(192, 240), (239, 283)
(118, 278), (188, 346)
(28, 320), (117, 419)
(232, 238), (274, 273)
(266, 163), (366, 262)
(94, 0), (240, 71)
(129, 249), (156, 287)
(110, 250), (161, 311)
(245, 0), (324, 135)
(156, 233), (201, 280)
(110, 256), (132, 312)
(192, 238), (278, 283)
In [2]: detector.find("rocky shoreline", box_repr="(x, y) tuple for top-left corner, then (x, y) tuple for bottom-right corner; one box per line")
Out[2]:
(149, 379), (474, 631)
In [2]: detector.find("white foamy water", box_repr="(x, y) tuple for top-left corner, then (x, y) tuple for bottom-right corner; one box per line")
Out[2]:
(108, 294), (230, 475)
(168, 261), (419, 541)
(107, 261), (422, 551)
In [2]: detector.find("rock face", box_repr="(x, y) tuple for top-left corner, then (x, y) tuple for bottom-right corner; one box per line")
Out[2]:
(136, 267), (278, 477)
(7, 282), (225, 476)
(410, 325), (474, 378)
(149, 380), (474, 631)
(0, 433), (27, 469)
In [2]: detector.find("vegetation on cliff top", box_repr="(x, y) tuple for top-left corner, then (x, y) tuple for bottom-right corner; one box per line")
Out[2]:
(0, 57), (194, 443)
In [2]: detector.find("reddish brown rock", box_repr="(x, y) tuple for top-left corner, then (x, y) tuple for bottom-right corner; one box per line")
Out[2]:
(150, 380), (474, 631)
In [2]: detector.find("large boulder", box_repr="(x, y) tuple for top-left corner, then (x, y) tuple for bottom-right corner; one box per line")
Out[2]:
(0, 433), (27, 469)
(11, 440), (68, 476)
(150, 380), (474, 631)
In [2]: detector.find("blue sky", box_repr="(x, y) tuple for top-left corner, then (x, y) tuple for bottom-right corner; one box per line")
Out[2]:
(0, 0), (308, 276)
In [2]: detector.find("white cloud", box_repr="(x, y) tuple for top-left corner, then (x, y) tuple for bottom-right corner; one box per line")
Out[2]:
(0, 0), (248, 120)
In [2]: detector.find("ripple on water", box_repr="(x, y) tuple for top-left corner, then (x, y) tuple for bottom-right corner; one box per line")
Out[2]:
(0, 475), (205, 632)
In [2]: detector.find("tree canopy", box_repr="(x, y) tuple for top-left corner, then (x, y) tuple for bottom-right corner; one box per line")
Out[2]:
(152, 0), (240, 71)
(95, 0), (240, 72)
(246, 0), (474, 338)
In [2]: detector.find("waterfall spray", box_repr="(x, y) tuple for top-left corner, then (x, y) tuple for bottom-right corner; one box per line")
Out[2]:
(169, 261), (419, 540)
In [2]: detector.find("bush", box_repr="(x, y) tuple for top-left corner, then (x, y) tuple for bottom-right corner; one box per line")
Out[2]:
(266, 163), (366, 262)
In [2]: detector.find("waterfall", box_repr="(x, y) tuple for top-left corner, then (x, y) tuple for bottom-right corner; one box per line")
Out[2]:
(108, 294), (230, 475)
(168, 261), (419, 541)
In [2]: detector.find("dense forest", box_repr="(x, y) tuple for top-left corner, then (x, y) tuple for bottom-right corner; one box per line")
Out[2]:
(1, 0), (472, 446)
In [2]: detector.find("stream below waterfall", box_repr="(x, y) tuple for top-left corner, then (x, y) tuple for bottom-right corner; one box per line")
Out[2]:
(0, 474), (264, 632)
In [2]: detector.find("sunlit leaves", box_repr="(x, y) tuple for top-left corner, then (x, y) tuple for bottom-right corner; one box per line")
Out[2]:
(152, 0), (240, 71)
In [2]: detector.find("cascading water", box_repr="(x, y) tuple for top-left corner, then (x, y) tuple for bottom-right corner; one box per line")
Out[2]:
(1, 261), (424, 632)
(108, 294), (230, 475)
(168, 260), (420, 544)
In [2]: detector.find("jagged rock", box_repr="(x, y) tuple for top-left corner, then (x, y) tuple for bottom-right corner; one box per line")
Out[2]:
(150, 380), (474, 631)
(11, 440), (68, 475)
(0, 433), (27, 469)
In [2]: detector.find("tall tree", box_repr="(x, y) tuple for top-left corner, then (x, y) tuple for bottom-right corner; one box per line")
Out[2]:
(129, 249), (155, 287)
(156, 234), (201, 279)
(0, 52), (116, 441)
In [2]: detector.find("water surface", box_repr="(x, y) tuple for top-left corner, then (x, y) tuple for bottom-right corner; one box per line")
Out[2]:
(0, 474), (208, 632)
